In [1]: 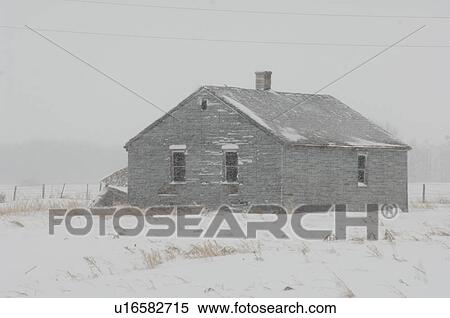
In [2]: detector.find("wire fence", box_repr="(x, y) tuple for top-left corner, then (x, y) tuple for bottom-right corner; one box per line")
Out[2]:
(0, 183), (103, 202)
(408, 183), (450, 203)
(0, 183), (449, 204)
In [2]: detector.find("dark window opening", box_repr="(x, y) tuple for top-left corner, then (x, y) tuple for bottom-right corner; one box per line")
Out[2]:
(358, 155), (366, 170)
(201, 99), (208, 110)
(357, 154), (367, 185)
(224, 151), (238, 182)
(358, 170), (365, 183)
(172, 151), (186, 182)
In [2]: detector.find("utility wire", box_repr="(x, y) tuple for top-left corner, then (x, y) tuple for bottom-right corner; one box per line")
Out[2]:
(24, 25), (178, 120)
(65, 0), (450, 20)
(1, 25), (448, 48)
(271, 25), (427, 120)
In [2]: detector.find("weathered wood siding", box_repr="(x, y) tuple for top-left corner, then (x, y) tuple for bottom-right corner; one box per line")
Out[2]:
(127, 89), (283, 210)
(282, 146), (408, 212)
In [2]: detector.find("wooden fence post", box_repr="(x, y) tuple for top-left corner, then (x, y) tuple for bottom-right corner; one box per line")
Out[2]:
(86, 184), (89, 200)
(42, 184), (45, 199)
(13, 186), (17, 201)
(60, 183), (66, 198)
(422, 184), (426, 203)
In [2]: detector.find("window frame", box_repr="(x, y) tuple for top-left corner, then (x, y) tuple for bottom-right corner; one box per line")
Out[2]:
(357, 153), (368, 187)
(223, 149), (239, 183)
(170, 150), (186, 183)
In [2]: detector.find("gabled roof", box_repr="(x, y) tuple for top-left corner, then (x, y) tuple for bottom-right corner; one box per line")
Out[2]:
(126, 85), (410, 150)
(204, 86), (409, 149)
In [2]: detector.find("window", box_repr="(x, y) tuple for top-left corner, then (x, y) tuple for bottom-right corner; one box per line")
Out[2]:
(201, 98), (208, 110)
(224, 151), (238, 183)
(357, 153), (367, 186)
(171, 151), (186, 182)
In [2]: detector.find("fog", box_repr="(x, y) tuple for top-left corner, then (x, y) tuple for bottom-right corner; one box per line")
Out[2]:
(1, 0), (449, 183)
(0, 140), (126, 184)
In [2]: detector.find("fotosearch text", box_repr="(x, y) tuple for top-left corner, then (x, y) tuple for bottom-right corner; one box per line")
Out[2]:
(49, 204), (400, 240)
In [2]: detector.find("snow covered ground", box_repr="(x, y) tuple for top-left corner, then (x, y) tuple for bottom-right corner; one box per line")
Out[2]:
(0, 206), (449, 298)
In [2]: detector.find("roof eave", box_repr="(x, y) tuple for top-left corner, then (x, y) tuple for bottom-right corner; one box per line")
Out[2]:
(124, 87), (206, 150)
(287, 142), (411, 150)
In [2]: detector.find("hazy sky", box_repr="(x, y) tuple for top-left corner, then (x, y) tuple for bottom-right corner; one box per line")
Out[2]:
(1, 0), (449, 148)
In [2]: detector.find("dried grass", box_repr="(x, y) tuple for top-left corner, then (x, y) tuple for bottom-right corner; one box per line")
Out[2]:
(9, 220), (25, 228)
(332, 272), (355, 298)
(428, 227), (450, 237)
(384, 229), (395, 242)
(141, 249), (163, 269)
(83, 256), (103, 277)
(184, 241), (237, 259)
(0, 199), (87, 214)
(0, 192), (5, 203)
(366, 244), (383, 258)
(300, 243), (311, 256)
(140, 240), (262, 269)
(409, 201), (436, 209)
(164, 245), (183, 262)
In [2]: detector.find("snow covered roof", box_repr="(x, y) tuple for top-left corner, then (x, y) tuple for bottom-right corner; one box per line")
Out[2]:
(101, 167), (128, 187)
(125, 85), (410, 150)
(204, 86), (410, 149)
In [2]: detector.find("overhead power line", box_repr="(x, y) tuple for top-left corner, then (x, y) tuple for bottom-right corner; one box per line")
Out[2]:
(1, 25), (448, 48)
(271, 25), (427, 119)
(65, 0), (450, 20)
(24, 25), (178, 120)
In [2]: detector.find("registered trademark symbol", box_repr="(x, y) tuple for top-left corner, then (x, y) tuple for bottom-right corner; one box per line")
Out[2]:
(380, 204), (399, 220)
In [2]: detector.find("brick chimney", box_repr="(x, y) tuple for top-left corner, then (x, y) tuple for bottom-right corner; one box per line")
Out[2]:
(255, 71), (272, 90)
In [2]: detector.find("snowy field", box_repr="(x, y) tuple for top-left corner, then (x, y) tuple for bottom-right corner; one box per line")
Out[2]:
(0, 206), (449, 298)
